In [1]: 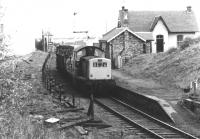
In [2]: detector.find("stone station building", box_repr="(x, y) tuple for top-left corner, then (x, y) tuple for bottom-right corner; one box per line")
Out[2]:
(99, 27), (153, 68)
(99, 6), (199, 68)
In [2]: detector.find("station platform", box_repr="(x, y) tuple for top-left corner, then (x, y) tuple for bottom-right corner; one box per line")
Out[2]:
(112, 69), (183, 102)
(111, 69), (184, 123)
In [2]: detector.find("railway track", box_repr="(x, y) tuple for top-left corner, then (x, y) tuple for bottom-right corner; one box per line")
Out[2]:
(46, 53), (199, 138)
(95, 97), (199, 139)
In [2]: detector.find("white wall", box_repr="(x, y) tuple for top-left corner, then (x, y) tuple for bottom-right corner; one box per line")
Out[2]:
(168, 34), (177, 49)
(168, 33), (195, 50)
(152, 20), (196, 53)
(152, 20), (168, 53)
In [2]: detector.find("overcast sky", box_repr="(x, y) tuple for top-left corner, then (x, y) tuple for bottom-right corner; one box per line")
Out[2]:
(1, 0), (200, 55)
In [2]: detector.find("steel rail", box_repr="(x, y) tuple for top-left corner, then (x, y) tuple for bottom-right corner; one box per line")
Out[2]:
(95, 98), (199, 139)
(111, 97), (199, 139)
(95, 98), (165, 139)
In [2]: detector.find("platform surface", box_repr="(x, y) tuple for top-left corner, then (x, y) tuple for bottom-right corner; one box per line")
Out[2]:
(112, 69), (185, 123)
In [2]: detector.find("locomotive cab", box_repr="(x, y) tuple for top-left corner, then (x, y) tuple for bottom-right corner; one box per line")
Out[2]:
(73, 46), (107, 79)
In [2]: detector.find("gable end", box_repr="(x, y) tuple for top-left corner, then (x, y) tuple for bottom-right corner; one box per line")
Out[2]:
(150, 16), (170, 32)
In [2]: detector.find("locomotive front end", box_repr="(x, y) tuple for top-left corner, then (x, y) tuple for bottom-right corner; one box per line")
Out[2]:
(88, 58), (111, 80)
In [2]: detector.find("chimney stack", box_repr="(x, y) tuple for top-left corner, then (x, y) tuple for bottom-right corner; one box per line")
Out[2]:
(118, 6), (128, 28)
(187, 6), (192, 12)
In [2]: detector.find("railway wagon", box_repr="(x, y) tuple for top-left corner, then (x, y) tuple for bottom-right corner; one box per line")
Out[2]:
(56, 45), (114, 95)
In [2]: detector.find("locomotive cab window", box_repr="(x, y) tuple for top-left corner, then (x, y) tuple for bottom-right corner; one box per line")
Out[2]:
(98, 62), (102, 67)
(93, 62), (107, 67)
(93, 62), (98, 67)
(103, 62), (107, 67)
(177, 35), (184, 48)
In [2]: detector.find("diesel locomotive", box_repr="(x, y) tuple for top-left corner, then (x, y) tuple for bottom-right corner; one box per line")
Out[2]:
(56, 45), (114, 94)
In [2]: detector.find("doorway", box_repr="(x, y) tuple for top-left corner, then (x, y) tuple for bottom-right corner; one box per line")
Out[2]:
(156, 35), (164, 53)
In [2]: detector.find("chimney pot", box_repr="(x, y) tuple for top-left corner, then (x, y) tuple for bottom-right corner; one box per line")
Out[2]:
(187, 6), (192, 12)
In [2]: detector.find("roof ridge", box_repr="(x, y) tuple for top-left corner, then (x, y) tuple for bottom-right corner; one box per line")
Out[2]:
(128, 10), (187, 12)
(128, 10), (196, 15)
(100, 27), (149, 42)
(135, 32), (152, 33)
(127, 10), (198, 32)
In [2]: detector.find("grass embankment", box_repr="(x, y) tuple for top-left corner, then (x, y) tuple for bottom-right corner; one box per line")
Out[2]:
(0, 51), (48, 138)
(122, 44), (200, 89)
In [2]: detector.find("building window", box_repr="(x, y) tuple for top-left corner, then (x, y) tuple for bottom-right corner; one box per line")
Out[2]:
(177, 35), (183, 47)
(146, 42), (152, 53)
(143, 44), (146, 53)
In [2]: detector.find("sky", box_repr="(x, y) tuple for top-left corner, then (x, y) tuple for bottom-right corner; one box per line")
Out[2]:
(1, 0), (200, 55)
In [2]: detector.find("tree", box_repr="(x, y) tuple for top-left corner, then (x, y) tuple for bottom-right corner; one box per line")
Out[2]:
(0, 1), (10, 59)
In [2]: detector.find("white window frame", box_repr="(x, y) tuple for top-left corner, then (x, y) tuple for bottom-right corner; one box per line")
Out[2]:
(177, 35), (184, 47)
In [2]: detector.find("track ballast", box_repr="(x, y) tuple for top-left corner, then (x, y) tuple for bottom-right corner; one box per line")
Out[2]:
(95, 97), (199, 139)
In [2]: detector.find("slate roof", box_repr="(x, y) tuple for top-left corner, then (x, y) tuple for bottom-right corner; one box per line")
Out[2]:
(128, 11), (199, 32)
(135, 32), (154, 41)
(101, 28), (124, 41)
(100, 27), (153, 42)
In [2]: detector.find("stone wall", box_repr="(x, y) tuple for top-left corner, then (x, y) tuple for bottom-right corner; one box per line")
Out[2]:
(99, 30), (152, 68)
(110, 32), (125, 58)
(124, 32), (144, 57)
(110, 31), (149, 66)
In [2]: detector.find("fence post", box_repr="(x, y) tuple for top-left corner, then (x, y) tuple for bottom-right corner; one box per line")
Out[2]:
(46, 76), (49, 90)
(72, 94), (75, 107)
(49, 79), (52, 93)
(59, 85), (62, 103)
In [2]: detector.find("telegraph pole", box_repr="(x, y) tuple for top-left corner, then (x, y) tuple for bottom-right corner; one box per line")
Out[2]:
(73, 11), (77, 33)
(73, 11), (89, 42)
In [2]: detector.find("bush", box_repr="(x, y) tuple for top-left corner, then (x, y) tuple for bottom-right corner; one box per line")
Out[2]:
(166, 47), (178, 54)
(180, 37), (193, 50)
(180, 36), (200, 51)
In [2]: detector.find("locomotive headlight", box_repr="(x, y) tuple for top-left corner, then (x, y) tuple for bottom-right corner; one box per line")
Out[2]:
(90, 74), (93, 77)
(107, 75), (110, 77)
